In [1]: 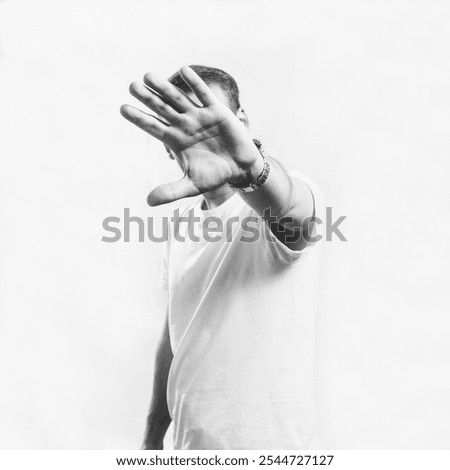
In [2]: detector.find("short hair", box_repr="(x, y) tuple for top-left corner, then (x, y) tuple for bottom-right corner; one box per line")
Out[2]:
(168, 65), (241, 113)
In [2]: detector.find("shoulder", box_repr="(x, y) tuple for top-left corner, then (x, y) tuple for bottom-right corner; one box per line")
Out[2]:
(288, 171), (324, 219)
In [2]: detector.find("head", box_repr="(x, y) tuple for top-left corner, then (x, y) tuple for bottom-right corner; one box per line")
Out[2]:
(168, 65), (248, 125)
(165, 65), (249, 201)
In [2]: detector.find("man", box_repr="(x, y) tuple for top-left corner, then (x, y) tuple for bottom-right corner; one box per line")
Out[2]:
(120, 65), (322, 450)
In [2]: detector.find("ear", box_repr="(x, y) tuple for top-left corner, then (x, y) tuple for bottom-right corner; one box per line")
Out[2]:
(164, 144), (175, 160)
(164, 144), (185, 172)
(236, 107), (249, 128)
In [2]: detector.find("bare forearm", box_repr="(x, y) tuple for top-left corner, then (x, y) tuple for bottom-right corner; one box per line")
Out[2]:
(240, 156), (314, 230)
(142, 314), (173, 449)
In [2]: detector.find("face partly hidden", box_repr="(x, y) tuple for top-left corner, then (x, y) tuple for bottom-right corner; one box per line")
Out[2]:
(164, 83), (249, 162)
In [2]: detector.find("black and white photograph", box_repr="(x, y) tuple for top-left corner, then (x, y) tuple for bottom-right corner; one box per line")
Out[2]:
(0, 0), (449, 467)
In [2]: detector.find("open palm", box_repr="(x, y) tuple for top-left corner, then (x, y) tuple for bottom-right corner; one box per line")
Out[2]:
(120, 66), (261, 206)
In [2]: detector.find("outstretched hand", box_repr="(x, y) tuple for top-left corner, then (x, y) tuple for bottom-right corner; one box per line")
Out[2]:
(120, 66), (262, 206)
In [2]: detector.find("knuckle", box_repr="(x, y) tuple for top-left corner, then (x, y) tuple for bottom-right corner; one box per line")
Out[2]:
(158, 101), (168, 112)
(170, 113), (182, 124)
(184, 126), (197, 137)
(172, 94), (184, 105)
(160, 128), (168, 141)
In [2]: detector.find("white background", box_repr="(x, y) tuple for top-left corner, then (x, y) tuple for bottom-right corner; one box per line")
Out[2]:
(0, 0), (449, 449)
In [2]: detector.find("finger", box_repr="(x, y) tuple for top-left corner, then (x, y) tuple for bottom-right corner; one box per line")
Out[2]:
(147, 177), (201, 206)
(129, 81), (180, 124)
(120, 104), (169, 141)
(179, 66), (218, 107)
(143, 71), (194, 112)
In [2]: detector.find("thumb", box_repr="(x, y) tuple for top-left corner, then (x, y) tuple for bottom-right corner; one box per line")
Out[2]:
(147, 176), (202, 206)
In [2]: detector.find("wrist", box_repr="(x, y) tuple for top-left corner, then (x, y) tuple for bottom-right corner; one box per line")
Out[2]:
(229, 152), (263, 187)
(246, 152), (265, 181)
(229, 139), (270, 192)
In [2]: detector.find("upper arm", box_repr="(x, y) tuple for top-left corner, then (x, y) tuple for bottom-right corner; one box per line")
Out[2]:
(268, 175), (317, 252)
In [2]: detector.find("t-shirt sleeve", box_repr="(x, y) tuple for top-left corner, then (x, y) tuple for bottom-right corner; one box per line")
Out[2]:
(261, 171), (324, 264)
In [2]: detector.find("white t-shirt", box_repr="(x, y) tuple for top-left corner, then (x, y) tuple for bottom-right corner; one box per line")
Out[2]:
(160, 174), (322, 450)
